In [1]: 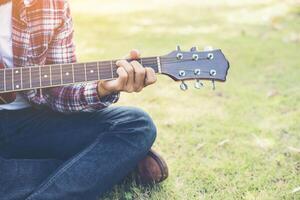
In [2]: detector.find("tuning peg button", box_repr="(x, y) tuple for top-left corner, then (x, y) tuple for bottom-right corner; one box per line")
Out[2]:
(194, 69), (201, 75)
(177, 53), (183, 60)
(209, 69), (217, 76)
(179, 70), (186, 77)
(192, 54), (199, 61)
(180, 81), (188, 91)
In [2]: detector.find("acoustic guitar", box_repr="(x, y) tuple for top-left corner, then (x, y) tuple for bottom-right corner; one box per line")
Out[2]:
(0, 46), (230, 104)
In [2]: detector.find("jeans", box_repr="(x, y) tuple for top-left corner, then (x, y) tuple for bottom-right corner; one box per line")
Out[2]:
(0, 106), (157, 200)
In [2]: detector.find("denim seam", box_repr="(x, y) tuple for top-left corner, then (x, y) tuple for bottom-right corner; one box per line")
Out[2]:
(0, 111), (6, 143)
(25, 137), (100, 200)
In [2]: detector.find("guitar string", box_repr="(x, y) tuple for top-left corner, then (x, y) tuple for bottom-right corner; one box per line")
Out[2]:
(0, 56), (209, 74)
(0, 59), (208, 81)
(0, 69), (217, 93)
(0, 57), (214, 90)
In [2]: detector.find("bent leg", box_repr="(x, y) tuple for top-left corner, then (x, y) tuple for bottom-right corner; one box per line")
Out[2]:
(0, 106), (156, 200)
(25, 106), (157, 200)
(0, 157), (63, 200)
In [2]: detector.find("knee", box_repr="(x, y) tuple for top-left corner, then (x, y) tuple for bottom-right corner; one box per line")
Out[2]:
(98, 106), (157, 150)
(123, 107), (157, 149)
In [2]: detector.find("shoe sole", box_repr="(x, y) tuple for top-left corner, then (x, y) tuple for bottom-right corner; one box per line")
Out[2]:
(148, 150), (169, 183)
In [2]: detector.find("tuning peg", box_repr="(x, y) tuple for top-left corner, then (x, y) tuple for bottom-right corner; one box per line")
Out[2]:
(194, 79), (204, 89)
(212, 80), (216, 90)
(190, 46), (198, 52)
(180, 81), (188, 91)
(176, 45), (181, 51)
(204, 46), (213, 51)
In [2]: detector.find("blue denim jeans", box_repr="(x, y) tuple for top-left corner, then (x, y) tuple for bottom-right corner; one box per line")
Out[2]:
(0, 106), (156, 200)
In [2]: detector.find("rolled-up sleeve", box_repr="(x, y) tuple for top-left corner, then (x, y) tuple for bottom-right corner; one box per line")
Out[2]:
(23, 0), (119, 113)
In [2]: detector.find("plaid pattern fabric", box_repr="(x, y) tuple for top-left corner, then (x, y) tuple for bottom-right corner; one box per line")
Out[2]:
(11, 0), (119, 112)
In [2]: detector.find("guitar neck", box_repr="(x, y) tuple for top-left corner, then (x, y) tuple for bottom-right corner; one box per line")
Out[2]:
(0, 56), (161, 93)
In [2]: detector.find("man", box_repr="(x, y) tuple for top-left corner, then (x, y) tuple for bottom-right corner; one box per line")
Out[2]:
(0, 0), (168, 199)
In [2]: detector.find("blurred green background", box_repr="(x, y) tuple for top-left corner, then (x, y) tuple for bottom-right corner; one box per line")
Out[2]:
(71, 0), (300, 199)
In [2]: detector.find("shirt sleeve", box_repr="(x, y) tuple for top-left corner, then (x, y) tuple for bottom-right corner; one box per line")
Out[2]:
(22, 0), (119, 113)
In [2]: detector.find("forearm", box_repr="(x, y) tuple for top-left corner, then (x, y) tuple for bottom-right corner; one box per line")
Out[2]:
(23, 82), (119, 113)
(97, 81), (117, 97)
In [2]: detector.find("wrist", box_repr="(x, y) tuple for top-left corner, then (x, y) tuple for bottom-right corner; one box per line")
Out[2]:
(97, 81), (113, 98)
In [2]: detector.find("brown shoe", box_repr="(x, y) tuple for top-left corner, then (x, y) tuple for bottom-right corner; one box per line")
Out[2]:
(137, 149), (168, 185)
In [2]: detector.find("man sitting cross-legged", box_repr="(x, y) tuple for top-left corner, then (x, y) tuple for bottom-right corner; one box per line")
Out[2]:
(0, 0), (168, 199)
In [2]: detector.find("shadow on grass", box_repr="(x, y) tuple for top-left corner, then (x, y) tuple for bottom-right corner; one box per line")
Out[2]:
(101, 173), (164, 200)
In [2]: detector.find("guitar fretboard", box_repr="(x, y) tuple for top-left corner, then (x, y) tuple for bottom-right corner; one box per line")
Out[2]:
(0, 56), (159, 93)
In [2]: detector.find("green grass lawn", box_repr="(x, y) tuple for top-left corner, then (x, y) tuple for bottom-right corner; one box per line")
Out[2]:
(71, 0), (300, 199)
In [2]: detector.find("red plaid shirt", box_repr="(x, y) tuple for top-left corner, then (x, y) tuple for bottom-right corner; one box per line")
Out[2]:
(11, 0), (119, 112)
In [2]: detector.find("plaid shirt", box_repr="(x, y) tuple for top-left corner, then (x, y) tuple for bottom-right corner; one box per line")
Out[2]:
(11, 0), (119, 113)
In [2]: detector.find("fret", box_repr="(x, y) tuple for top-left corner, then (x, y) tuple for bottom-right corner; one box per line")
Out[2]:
(3, 69), (6, 91)
(0, 70), (4, 92)
(84, 63), (87, 81)
(49, 65), (52, 85)
(51, 65), (62, 86)
(99, 61), (113, 80)
(72, 64), (75, 83)
(86, 62), (99, 81)
(21, 67), (30, 89)
(31, 66), (41, 88)
(20, 68), (23, 90)
(112, 60), (118, 78)
(13, 68), (22, 90)
(97, 62), (100, 80)
(62, 64), (73, 84)
(11, 68), (14, 90)
(5, 68), (13, 91)
(110, 60), (114, 78)
(60, 64), (63, 85)
(112, 67), (118, 78)
(73, 63), (86, 83)
(39, 66), (42, 88)
(29, 67), (32, 88)
(41, 66), (51, 87)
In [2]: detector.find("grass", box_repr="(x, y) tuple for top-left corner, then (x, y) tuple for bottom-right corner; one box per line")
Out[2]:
(71, 0), (300, 199)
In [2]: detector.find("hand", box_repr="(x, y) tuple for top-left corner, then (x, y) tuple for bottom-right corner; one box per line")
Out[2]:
(97, 50), (157, 97)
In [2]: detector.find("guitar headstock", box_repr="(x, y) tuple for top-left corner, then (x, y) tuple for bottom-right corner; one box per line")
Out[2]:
(160, 46), (230, 90)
